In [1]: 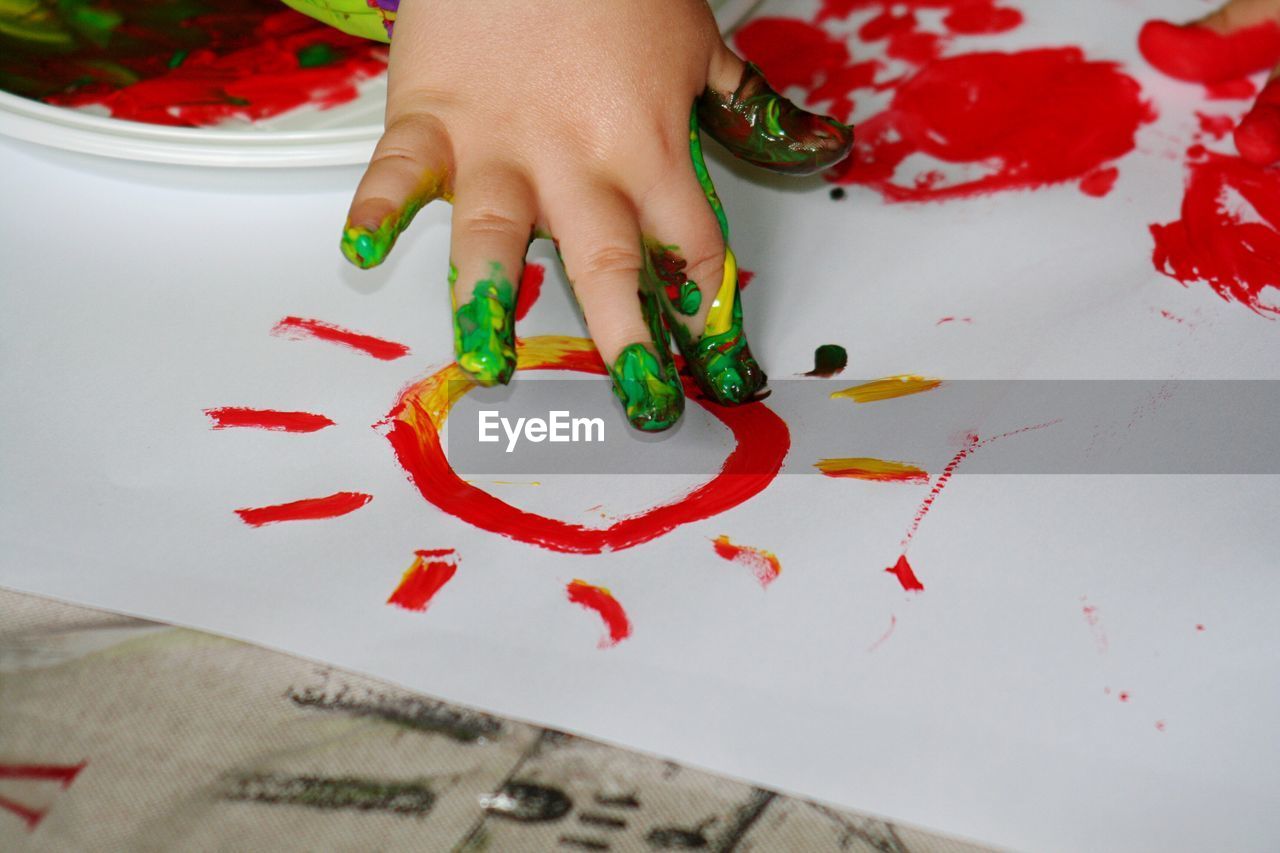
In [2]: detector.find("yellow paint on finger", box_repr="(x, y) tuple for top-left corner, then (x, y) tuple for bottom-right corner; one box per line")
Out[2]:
(830, 375), (941, 403)
(703, 247), (738, 338)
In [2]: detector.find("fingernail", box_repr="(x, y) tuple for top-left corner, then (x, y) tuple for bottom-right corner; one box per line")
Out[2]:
(648, 243), (702, 315)
(676, 247), (767, 405)
(340, 198), (427, 269)
(453, 264), (517, 386)
(609, 343), (684, 432)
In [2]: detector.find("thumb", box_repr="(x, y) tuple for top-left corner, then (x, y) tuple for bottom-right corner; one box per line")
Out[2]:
(698, 41), (853, 177)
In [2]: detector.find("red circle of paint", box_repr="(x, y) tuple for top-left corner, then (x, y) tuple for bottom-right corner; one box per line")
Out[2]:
(385, 337), (790, 554)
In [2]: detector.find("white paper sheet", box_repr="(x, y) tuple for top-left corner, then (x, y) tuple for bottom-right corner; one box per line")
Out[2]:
(3, 1), (1279, 850)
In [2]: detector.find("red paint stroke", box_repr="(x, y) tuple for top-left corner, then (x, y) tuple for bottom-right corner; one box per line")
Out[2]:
(235, 491), (372, 527)
(273, 316), (410, 360)
(833, 49), (1153, 201)
(889, 420), (1060, 588)
(386, 337), (790, 554)
(566, 580), (632, 648)
(1205, 79), (1256, 101)
(0, 762), (85, 832)
(1235, 79), (1280, 166)
(388, 549), (458, 612)
(867, 613), (898, 651)
(204, 407), (334, 432)
(1079, 166), (1119, 198)
(712, 535), (781, 588)
(1150, 152), (1280, 316)
(515, 263), (545, 322)
(886, 554), (924, 592)
(935, 315), (973, 325)
(1196, 113), (1236, 141)
(1138, 19), (1280, 84)
(1081, 597), (1108, 653)
(738, 269), (755, 290)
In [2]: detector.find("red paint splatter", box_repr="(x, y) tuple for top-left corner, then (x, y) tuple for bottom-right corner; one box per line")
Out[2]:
(388, 549), (458, 612)
(1138, 19), (1280, 84)
(735, 17), (878, 122)
(515, 263), (545, 322)
(738, 269), (755, 290)
(1119, 690), (1131, 702)
(885, 554), (924, 592)
(1079, 166), (1119, 198)
(1205, 79), (1257, 101)
(834, 49), (1153, 201)
(235, 491), (372, 527)
(1155, 720), (1167, 732)
(1196, 113), (1236, 141)
(1081, 597), (1108, 653)
(1150, 152), (1280, 316)
(1235, 79), (1280, 166)
(566, 580), (631, 648)
(273, 316), (410, 360)
(0, 762), (85, 832)
(1196, 623), (1206, 632)
(712, 535), (781, 588)
(204, 407), (334, 432)
(386, 338), (790, 554)
(867, 613), (898, 651)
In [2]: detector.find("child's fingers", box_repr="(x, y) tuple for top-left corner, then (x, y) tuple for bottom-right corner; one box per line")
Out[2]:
(449, 165), (537, 386)
(1138, 2), (1280, 83)
(549, 186), (684, 432)
(341, 112), (453, 269)
(640, 178), (765, 406)
(699, 41), (853, 176)
(1235, 70), (1280, 165)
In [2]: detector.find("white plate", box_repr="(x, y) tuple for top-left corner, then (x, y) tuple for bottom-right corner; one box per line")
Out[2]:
(0, 0), (762, 169)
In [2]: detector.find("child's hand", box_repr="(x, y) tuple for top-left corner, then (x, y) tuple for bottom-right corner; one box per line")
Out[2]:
(336, 0), (851, 431)
(1139, 0), (1280, 165)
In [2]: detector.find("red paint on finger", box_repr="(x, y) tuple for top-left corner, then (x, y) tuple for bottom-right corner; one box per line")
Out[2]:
(567, 580), (631, 647)
(886, 554), (925, 591)
(712, 535), (782, 588)
(1138, 19), (1280, 84)
(833, 49), (1153, 201)
(388, 549), (458, 612)
(1150, 152), (1280, 316)
(204, 407), (335, 432)
(235, 491), (372, 526)
(1234, 80), (1280, 165)
(273, 316), (410, 360)
(515, 263), (545, 321)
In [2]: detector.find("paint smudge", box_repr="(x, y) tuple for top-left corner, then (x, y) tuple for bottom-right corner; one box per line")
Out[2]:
(0, 762), (87, 832)
(385, 336), (789, 554)
(815, 457), (928, 484)
(1150, 152), (1280, 316)
(1196, 623), (1206, 632)
(885, 554), (924, 592)
(1, 2), (388, 127)
(804, 344), (849, 377)
(204, 407), (334, 432)
(712, 535), (781, 588)
(235, 491), (372, 527)
(1205, 79), (1256, 101)
(273, 316), (410, 360)
(1119, 691), (1131, 703)
(514, 262), (545, 322)
(834, 49), (1153, 201)
(738, 269), (755, 290)
(566, 580), (631, 648)
(387, 549), (458, 612)
(1081, 597), (1108, 653)
(1196, 113), (1236, 141)
(831, 374), (941, 403)
(1155, 720), (1166, 732)
(867, 613), (898, 651)
(1079, 166), (1119, 198)
(221, 772), (434, 814)
(1235, 79), (1280, 166)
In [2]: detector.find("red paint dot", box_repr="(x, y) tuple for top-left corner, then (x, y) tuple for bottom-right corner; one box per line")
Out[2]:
(1196, 624), (1206, 632)
(1119, 691), (1131, 703)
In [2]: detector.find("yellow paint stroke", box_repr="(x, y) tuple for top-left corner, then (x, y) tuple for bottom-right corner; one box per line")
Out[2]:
(830, 375), (942, 403)
(814, 457), (929, 483)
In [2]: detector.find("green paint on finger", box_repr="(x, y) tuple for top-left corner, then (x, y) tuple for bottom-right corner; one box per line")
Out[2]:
(689, 109), (730, 242)
(647, 242), (702, 316)
(340, 173), (447, 269)
(697, 63), (853, 177)
(452, 262), (517, 386)
(609, 342), (684, 432)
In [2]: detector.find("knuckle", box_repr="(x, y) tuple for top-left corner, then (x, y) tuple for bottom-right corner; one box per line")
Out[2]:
(459, 207), (526, 240)
(683, 245), (727, 284)
(574, 244), (644, 282)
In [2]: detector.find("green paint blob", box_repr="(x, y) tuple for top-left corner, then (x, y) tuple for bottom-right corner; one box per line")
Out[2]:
(806, 344), (849, 377)
(296, 42), (337, 68)
(697, 63), (853, 177)
(647, 242), (701, 316)
(453, 262), (517, 386)
(340, 196), (426, 269)
(609, 343), (683, 432)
